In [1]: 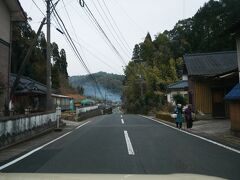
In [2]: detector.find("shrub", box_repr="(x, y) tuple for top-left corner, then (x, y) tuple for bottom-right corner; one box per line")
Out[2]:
(173, 94), (187, 105)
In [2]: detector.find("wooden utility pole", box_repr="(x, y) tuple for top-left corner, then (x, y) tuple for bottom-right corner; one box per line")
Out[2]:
(46, 0), (52, 110)
(138, 74), (144, 98)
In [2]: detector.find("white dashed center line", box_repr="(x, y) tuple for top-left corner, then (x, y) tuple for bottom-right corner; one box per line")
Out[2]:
(124, 130), (135, 155)
(121, 118), (125, 124)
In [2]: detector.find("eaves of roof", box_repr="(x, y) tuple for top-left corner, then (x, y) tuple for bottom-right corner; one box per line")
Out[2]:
(3, 0), (27, 21)
(184, 51), (237, 77)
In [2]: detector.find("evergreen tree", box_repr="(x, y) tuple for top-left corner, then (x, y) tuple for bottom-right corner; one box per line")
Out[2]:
(59, 49), (68, 79)
(132, 44), (140, 61)
(139, 33), (155, 66)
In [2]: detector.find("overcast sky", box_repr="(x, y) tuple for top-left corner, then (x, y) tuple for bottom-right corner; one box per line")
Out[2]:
(19, 0), (208, 76)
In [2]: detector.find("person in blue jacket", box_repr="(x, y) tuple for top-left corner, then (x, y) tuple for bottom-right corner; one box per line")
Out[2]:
(175, 104), (183, 129)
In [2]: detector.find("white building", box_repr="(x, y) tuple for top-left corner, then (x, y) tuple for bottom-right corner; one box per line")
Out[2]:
(0, 0), (26, 115)
(167, 75), (188, 104)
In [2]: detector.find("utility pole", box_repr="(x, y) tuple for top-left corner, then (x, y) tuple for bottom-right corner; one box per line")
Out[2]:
(46, 0), (52, 110)
(105, 90), (107, 105)
(137, 74), (144, 98)
(94, 86), (96, 99)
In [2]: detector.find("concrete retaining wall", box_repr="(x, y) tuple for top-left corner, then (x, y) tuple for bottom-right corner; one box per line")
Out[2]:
(77, 109), (102, 121)
(76, 106), (99, 115)
(0, 111), (58, 149)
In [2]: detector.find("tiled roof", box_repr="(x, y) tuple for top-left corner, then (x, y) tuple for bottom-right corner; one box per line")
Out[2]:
(167, 80), (188, 90)
(10, 74), (47, 94)
(10, 74), (59, 95)
(184, 51), (237, 76)
(65, 94), (85, 101)
(225, 83), (240, 101)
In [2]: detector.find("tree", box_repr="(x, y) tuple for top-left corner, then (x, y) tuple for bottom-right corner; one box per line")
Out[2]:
(139, 33), (155, 66)
(51, 65), (60, 89)
(173, 94), (187, 106)
(59, 49), (68, 79)
(132, 44), (140, 61)
(51, 42), (69, 91)
(76, 86), (84, 95)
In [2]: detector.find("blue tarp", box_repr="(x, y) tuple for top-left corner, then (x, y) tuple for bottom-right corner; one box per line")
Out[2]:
(225, 83), (240, 101)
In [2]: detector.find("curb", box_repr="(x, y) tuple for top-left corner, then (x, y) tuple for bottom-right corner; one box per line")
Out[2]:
(141, 115), (240, 152)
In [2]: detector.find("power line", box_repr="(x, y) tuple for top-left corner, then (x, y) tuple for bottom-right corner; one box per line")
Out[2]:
(52, 14), (103, 99)
(81, 1), (139, 77)
(50, 0), (104, 99)
(32, 0), (45, 16)
(102, 0), (131, 50)
(82, 5), (123, 61)
(61, 0), (86, 59)
(96, 0), (131, 53)
(51, 13), (122, 74)
(57, 3), (123, 68)
(112, 0), (146, 34)
(71, 38), (123, 74)
(52, 15), (123, 74)
(92, 0), (131, 58)
(81, 1), (127, 66)
(68, 2), (126, 69)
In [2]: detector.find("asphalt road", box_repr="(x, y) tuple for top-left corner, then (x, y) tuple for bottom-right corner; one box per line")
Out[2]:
(1, 113), (240, 179)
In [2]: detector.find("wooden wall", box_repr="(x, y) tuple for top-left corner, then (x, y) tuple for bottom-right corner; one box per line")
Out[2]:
(230, 102), (240, 131)
(193, 81), (212, 114)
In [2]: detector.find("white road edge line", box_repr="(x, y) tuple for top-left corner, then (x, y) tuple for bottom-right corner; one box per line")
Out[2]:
(76, 121), (90, 129)
(140, 115), (240, 154)
(121, 118), (124, 124)
(0, 121), (90, 171)
(124, 130), (135, 155)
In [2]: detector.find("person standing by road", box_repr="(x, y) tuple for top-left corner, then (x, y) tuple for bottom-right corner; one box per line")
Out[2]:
(184, 105), (193, 129)
(175, 104), (183, 129)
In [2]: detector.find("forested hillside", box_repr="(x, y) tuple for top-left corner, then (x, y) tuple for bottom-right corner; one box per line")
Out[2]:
(70, 72), (124, 101)
(123, 0), (240, 113)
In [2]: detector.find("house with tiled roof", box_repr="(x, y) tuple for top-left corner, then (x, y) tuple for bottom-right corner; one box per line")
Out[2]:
(184, 51), (239, 119)
(10, 74), (73, 113)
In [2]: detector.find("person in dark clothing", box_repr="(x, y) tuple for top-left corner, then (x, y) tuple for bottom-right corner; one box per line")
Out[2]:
(184, 105), (193, 129)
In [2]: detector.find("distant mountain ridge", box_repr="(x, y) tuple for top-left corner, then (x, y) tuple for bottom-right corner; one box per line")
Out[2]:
(69, 72), (124, 102)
